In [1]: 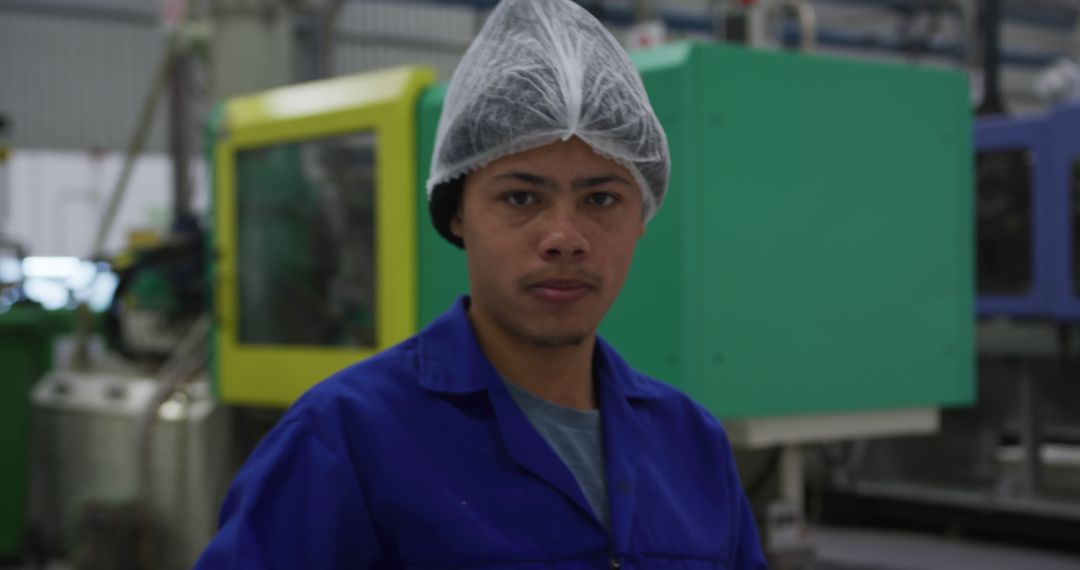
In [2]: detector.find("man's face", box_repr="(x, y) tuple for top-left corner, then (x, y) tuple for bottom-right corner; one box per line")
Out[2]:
(451, 137), (646, 348)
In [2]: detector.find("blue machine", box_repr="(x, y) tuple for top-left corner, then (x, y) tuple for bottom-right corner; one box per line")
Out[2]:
(1048, 104), (1080, 320)
(975, 102), (1080, 321)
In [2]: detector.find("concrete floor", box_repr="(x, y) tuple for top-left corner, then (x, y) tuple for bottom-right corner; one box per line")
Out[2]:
(5, 526), (1080, 569)
(812, 525), (1080, 570)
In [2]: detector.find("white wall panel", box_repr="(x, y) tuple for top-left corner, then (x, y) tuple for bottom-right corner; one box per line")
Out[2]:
(334, 43), (466, 82)
(339, 0), (477, 44)
(2, 0), (1078, 257)
(334, 1), (475, 81)
(7, 149), (207, 257)
(0, 10), (167, 152)
(2, 0), (1077, 154)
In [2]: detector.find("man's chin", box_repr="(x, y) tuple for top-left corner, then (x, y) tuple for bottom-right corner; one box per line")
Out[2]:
(527, 332), (590, 348)
(517, 321), (595, 348)
(487, 300), (599, 348)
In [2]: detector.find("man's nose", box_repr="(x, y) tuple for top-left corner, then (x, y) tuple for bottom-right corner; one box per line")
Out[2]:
(537, 204), (589, 262)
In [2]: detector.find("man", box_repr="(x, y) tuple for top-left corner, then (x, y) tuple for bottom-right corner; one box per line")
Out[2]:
(197, 0), (765, 567)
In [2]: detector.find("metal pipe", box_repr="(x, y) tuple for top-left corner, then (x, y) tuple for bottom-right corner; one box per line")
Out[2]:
(135, 315), (211, 507)
(0, 0), (1068, 71)
(710, 0), (728, 41)
(1072, 5), (1080, 60)
(90, 42), (173, 259)
(1017, 360), (1042, 497)
(168, 53), (194, 222)
(334, 29), (472, 52)
(0, 0), (157, 25)
(0, 115), (10, 241)
(3, 0), (1074, 35)
(780, 444), (805, 513)
(633, 0), (654, 24)
(952, 0), (977, 69)
(777, 0), (817, 53)
(320, 0), (346, 78)
(978, 0), (1007, 115)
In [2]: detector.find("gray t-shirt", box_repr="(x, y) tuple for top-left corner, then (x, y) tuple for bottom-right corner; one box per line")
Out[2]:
(503, 380), (610, 530)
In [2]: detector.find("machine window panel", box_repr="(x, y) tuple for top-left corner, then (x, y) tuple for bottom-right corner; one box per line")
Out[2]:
(235, 132), (377, 347)
(976, 148), (1033, 296)
(1073, 158), (1080, 296)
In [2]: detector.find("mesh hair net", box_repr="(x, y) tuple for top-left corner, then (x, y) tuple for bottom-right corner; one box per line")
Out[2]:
(426, 0), (670, 229)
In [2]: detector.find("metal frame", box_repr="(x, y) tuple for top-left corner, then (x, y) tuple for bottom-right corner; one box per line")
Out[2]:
(849, 479), (1080, 521)
(726, 406), (940, 539)
(0, 0), (1070, 69)
(725, 408), (940, 449)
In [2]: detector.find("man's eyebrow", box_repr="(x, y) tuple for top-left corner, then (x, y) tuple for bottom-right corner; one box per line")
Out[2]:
(490, 172), (633, 190)
(571, 175), (633, 189)
(491, 172), (556, 187)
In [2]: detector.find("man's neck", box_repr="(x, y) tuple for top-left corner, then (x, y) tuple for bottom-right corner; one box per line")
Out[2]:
(467, 307), (597, 411)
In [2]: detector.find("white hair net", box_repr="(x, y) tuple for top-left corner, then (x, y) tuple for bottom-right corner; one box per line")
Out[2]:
(426, 0), (670, 223)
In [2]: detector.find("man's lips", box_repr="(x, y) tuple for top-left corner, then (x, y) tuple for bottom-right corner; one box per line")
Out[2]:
(530, 279), (593, 290)
(524, 278), (598, 303)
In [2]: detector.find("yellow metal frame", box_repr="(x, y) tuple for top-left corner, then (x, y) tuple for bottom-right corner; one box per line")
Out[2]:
(214, 66), (436, 406)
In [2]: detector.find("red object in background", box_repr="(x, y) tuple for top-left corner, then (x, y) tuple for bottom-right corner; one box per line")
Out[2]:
(162, 0), (185, 28)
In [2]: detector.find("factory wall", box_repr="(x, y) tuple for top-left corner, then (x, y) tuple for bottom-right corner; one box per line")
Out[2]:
(334, 1), (476, 80)
(0, 0), (1077, 257)
(5, 150), (208, 257)
(2, 0), (1077, 154)
(0, 5), (168, 153)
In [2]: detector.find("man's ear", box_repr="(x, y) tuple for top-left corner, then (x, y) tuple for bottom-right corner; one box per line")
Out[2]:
(449, 203), (464, 241)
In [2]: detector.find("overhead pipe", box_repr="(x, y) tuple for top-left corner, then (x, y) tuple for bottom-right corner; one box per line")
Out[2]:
(168, 52), (194, 222)
(978, 0), (1007, 115)
(772, 0), (817, 52)
(90, 43), (173, 259)
(363, 0), (1065, 68)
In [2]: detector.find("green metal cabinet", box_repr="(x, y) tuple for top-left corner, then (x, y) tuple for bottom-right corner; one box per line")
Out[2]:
(0, 307), (78, 558)
(416, 42), (974, 420)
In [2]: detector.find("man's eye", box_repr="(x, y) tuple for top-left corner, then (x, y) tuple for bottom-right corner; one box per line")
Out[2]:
(586, 192), (618, 207)
(505, 192), (536, 206)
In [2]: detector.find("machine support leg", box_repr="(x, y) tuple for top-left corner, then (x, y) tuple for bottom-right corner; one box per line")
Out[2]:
(780, 444), (804, 513)
(1017, 360), (1041, 497)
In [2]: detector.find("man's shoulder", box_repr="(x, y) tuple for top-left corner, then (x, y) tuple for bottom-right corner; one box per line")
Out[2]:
(286, 336), (425, 424)
(632, 371), (715, 411)
(626, 369), (731, 440)
(599, 338), (727, 435)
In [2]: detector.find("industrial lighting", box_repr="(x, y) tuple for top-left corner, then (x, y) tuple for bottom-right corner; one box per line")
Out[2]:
(20, 279), (69, 310)
(0, 257), (19, 283)
(22, 256), (83, 279)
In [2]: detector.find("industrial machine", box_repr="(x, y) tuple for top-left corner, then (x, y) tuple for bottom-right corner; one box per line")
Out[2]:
(1049, 103), (1080, 319)
(212, 42), (974, 423)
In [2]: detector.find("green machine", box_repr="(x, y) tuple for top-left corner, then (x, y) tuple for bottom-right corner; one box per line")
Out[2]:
(216, 42), (973, 436)
(418, 42), (973, 424)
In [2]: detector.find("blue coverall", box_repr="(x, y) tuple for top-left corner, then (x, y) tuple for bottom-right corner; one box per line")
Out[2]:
(196, 298), (767, 568)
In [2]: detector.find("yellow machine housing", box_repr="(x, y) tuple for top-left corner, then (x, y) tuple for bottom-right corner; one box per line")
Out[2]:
(213, 66), (435, 406)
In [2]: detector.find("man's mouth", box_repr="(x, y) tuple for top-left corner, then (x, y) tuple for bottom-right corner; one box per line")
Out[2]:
(525, 278), (598, 304)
